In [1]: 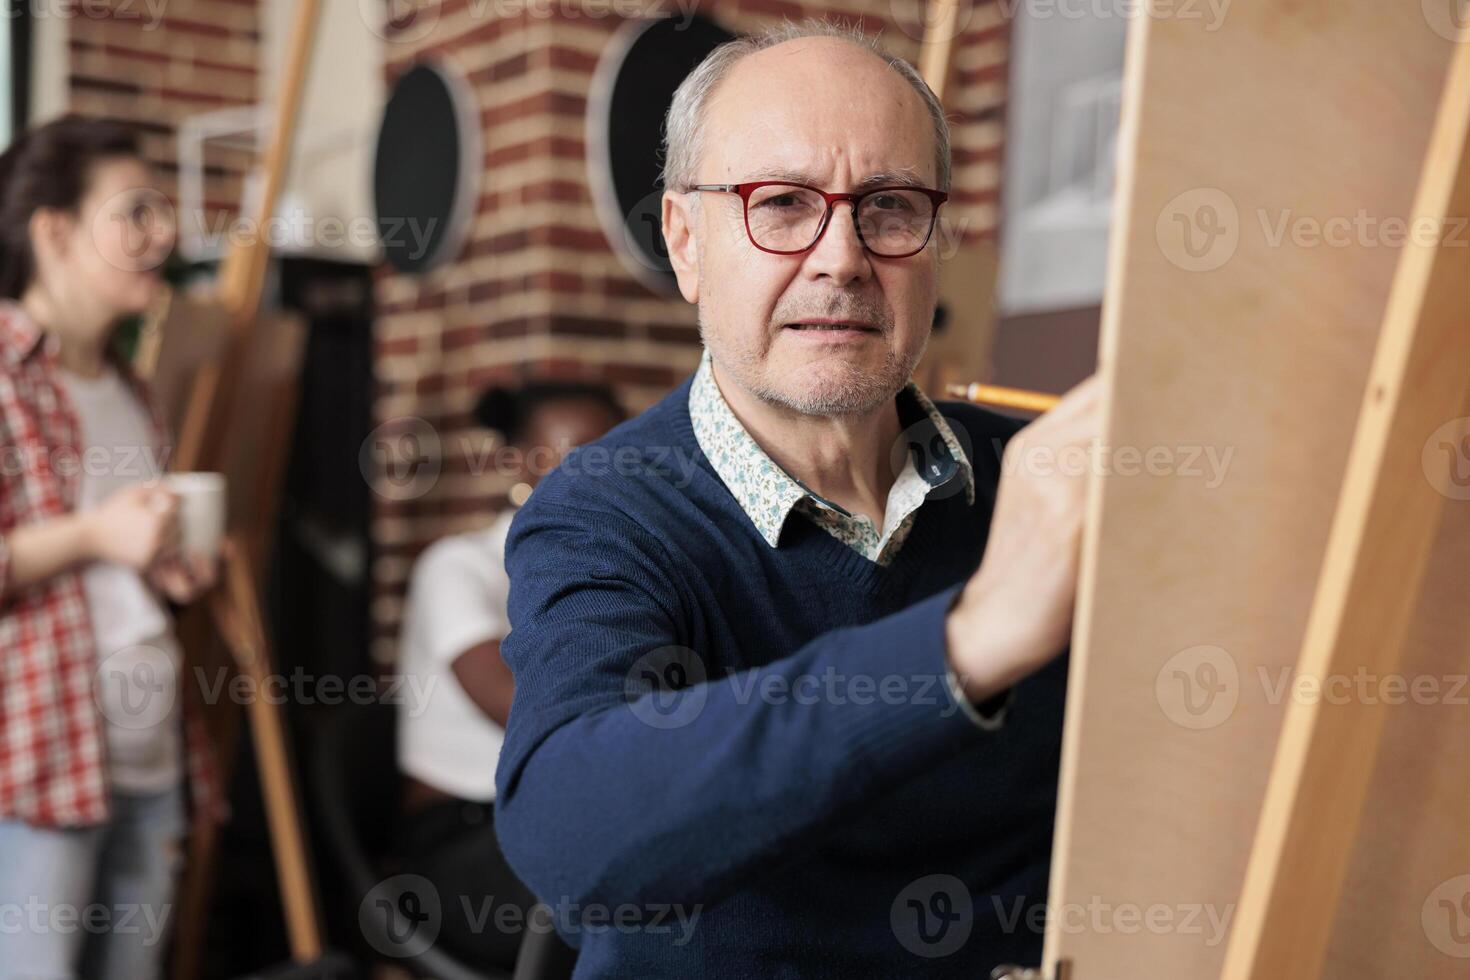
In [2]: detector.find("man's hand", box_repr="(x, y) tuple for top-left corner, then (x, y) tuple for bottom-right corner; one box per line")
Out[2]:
(946, 375), (1102, 702)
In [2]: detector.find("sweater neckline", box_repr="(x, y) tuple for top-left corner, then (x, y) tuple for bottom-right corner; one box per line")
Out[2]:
(789, 496), (950, 591)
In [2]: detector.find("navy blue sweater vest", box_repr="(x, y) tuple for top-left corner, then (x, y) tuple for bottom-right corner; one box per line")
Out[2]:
(495, 375), (1067, 978)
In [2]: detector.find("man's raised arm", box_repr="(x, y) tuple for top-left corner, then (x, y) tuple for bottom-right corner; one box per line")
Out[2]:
(493, 500), (998, 915)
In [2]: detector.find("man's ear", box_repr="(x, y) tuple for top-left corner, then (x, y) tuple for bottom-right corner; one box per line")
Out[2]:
(662, 190), (699, 304)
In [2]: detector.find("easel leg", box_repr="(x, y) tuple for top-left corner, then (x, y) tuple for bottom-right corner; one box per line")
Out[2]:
(212, 538), (325, 963)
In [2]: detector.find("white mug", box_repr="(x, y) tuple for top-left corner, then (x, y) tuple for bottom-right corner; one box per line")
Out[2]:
(162, 472), (227, 559)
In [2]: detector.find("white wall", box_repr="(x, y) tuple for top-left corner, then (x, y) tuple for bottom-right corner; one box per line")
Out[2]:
(998, 4), (1128, 315)
(27, 10), (69, 129)
(261, 0), (385, 264)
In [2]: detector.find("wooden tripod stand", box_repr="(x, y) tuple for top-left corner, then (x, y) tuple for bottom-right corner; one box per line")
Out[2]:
(135, 1), (330, 975)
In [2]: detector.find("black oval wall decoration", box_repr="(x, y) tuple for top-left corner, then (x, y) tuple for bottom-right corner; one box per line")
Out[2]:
(587, 14), (738, 297)
(374, 61), (481, 274)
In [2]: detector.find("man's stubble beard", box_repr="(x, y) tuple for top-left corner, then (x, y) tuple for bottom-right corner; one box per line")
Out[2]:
(696, 289), (929, 418)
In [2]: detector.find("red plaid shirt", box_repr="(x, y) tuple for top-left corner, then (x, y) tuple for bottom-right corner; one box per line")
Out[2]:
(0, 300), (223, 828)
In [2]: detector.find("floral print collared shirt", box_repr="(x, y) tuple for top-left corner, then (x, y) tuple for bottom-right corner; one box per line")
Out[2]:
(688, 350), (975, 567)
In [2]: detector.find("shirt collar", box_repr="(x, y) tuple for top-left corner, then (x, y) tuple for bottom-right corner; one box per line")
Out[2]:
(688, 349), (975, 547)
(0, 300), (58, 365)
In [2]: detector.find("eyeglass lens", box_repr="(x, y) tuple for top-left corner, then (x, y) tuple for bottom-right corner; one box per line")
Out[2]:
(744, 184), (937, 256)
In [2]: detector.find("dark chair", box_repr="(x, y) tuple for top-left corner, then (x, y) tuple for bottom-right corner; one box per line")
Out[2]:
(510, 908), (579, 980)
(308, 700), (576, 980)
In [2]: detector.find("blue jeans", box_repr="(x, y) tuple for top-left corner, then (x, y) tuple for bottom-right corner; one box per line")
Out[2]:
(0, 784), (185, 980)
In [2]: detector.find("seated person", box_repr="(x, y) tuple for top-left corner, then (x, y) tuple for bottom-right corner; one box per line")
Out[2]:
(394, 381), (626, 972)
(492, 21), (1099, 979)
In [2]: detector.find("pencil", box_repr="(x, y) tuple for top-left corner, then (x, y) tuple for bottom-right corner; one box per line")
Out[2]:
(943, 382), (1061, 414)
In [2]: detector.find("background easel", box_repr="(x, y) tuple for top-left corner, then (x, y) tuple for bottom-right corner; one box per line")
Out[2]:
(134, 1), (329, 974)
(913, 0), (1005, 403)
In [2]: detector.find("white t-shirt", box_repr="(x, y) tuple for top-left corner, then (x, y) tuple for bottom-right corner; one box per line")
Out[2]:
(59, 366), (183, 794)
(395, 510), (517, 802)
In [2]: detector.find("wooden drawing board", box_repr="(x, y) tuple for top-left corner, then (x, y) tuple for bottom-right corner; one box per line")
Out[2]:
(1043, 4), (1456, 977)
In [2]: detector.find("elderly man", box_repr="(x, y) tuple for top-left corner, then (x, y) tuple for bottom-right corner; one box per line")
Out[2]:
(494, 20), (1099, 978)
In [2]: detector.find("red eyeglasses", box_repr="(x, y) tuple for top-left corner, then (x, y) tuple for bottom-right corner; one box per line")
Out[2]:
(688, 181), (949, 258)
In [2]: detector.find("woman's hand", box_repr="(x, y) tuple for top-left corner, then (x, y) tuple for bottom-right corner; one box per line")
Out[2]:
(85, 484), (180, 571)
(148, 550), (219, 604)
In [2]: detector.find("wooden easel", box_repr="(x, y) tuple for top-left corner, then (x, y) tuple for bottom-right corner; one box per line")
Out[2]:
(914, 0), (1005, 402)
(1036, 3), (1469, 979)
(1221, 37), (1470, 980)
(136, 1), (328, 974)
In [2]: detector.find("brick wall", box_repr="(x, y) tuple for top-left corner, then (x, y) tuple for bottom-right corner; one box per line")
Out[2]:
(365, 0), (1011, 661)
(63, 0), (261, 241)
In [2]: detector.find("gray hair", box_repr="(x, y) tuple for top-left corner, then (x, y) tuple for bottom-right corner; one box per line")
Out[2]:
(660, 19), (951, 194)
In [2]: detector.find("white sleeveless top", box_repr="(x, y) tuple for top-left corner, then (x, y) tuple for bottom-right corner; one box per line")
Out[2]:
(59, 365), (183, 794)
